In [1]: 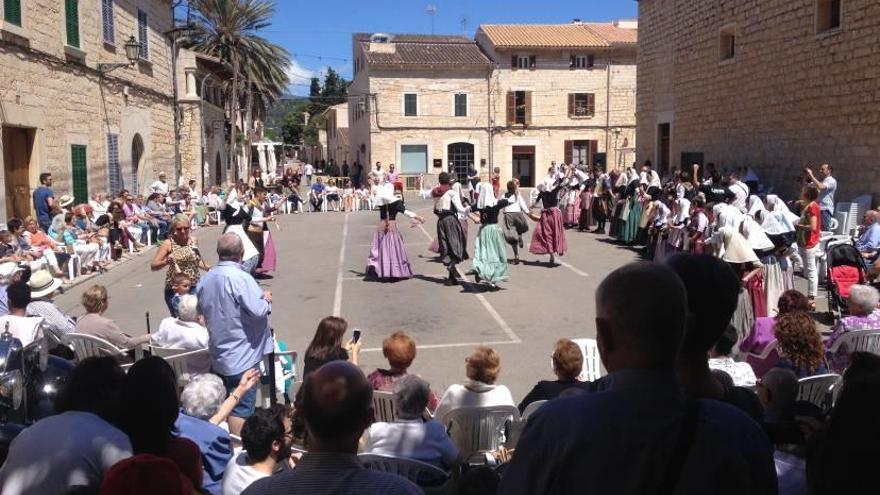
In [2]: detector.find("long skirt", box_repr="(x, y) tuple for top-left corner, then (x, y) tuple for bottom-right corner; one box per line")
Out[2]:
(730, 286), (756, 346)
(247, 230), (265, 270)
(472, 224), (510, 284)
(747, 273), (768, 318)
(529, 207), (567, 255)
(224, 224), (260, 263)
(261, 230), (277, 273)
(761, 256), (785, 315)
(620, 200), (642, 244)
(437, 215), (468, 265)
(591, 196), (608, 224)
(609, 202), (623, 238)
(502, 212), (529, 247)
(564, 195), (581, 225)
(367, 230), (413, 279)
(430, 218), (468, 254)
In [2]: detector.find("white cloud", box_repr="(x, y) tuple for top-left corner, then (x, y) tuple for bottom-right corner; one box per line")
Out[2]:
(286, 59), (317, 95)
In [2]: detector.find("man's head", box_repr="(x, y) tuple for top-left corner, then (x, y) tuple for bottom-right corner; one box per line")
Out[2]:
(393, 375), (430, 420)
(595, 262), (688, 371)
(254, 187), (268, 201)
(819, 163), (833, 178)
(55, 356), (126, 425)
(666, 254), (740, 361)
(757, 368), (799, 419)
(217, 233), (244, 263)
(241, 405), (292, 465)
(864, 210), (879, 226)
(39, 173), (52, 186)
(6, 281), (31, 312)
(158, 172), (167, 182)
(300, 361), (373, 452)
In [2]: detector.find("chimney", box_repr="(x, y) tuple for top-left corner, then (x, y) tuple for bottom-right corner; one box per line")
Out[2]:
(572, 18), (582, 24)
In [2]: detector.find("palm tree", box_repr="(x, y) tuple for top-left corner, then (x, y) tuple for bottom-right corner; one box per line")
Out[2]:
(184, 0), (290, 180)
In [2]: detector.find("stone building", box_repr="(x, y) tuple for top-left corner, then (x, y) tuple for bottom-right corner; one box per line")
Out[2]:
(636, 0), (880, 200)
(0, 0), (176, 219)
(322, 102), (349, 168)
(349, 22), (637, 188)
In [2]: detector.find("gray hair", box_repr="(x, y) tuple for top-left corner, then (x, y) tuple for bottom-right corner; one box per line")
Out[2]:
(848, 284), (880, 316)
(180, 373), (226, 420)
(177, 294), (199, 323)
(761, 368), (799, 417)
(216, 233), (243, 262)
(392, 375), (430, 420)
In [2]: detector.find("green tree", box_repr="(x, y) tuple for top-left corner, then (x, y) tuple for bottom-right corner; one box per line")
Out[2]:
(279, 67), (347, 146)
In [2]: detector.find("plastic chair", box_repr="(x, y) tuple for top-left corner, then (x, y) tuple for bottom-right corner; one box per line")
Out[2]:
(256, 349), (298, 408)
(743, 339), (779, 379)
(440, 405), (520, 463)
(372, 390), (397, 423)
(548, 338), (603, 382)
(150, 347), (210, 378)
(359, 453), (450, 492)
(826, 329), (880, 356)
(520, 400), (547, 421)
(67, 253), (81, 280)
(64, 332), (143, 365)
(797, 374), (841, 411)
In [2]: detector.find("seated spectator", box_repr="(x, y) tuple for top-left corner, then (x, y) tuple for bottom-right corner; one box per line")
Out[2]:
(742, 290), (812, 376)
(773, 312), (827, 378)
(366, 331), (439, 413)
(302, 316), (361, 378)
(100, 454), (195, 495)
(151, 294), (210, 372)
(518, 338), (592, 413)
(75, 284), (150, 353)
(709, 326), (758, 388)
(222, 405), (292, 495)
(21, 217), (69, 278)
(0, 357), (131, 494)
(145, 193), (171, 240)
(826, 284), (880, 372)
(0, 262), (23, 316)
(499, 262), (777, 495)
(242, 361), (421, 495)
(856, 209), (880, 258)
(309, 177), (326, 211)
(362, 375), (459, 470)
(49, 212), (101, 273)
(756, 368), (804, 444)
(807, 352), (880, 495)
(26, 269), (76, 340)
(433, 346), (515, 423)
(121, 357), (204, 490)
(0, 281), (43, 346)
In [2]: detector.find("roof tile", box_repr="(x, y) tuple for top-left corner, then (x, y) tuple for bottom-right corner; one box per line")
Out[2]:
(357, 33), (492, 67)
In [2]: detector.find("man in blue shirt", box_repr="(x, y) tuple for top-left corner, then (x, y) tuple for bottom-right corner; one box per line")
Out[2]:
(805, 163), (836, 231)
(197, 233), (273, 435)
(309, 177), (326, 211)
(856, 210), (880, 258)
(32, 173), (56, 232)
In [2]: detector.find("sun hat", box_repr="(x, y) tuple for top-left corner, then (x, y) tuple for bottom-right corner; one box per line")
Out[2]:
(58, 195), (74, 209)
(28, 270), (62, 299)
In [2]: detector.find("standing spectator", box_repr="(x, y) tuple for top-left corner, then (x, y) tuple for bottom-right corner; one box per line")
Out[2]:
(352, 161), (363, 189)
(795, 185), (822, 308)
(432, 346), (515, 423)
(366, 331), (439, 413)
(151, 171), (171, 196)
(151, 214), (209, 316)
(222, 405), (292, 495)
(728, 169), (750, 214)
(491, 167), (501, 198)
(518, 338), (592, 413)
(302, 316), (361, 379)
(0, 357), (131, 494)
(466, 163), (479, 202)
(303, 162), (314, 186)
(804, 163), (836, 231)
(196, 234), (273, 435)
(32, 172), (56, 232)
(498, 262), (777, 495)
(242, 361), (421, 495)
(341, 160), (350, 180)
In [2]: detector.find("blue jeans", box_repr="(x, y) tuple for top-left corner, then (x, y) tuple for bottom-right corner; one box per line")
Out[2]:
(221, 368), (259, 418)
(821, 210), (833, 232)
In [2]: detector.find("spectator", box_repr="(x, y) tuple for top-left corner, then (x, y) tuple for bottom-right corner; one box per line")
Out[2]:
(804, 163), (836, 231)
(743, 290), (813, 358)
(100, 454), (195, 495)
(773, 312), (827, 378)
(0, 281), (43, 346)
(22, 216), (69, 277)
(302, 316), (361, 379)
(75, 284), (151, 353)
(222, 405), (292, 495)
(826, 284), (880, 372)
(242, 361), (421, 495)
(145, 193), (171, 240)
(49, 212), (100, 272)
(32, 172), (56, 232)
(432, 346), (515, 423)
(757, 368), (809, 495)
(196, 234), (273, 435)
(26, 269), (76, 339)
(151, 294), (210, 371)
(362, 375), (459, 470)
(303, 162), (314, 187)
(708, 326), (758, 388)
(498, 262), (777, 495)
(727, 169), (750, 214)
(309, 176), (326, 211)
(0, 262), (23, 316)
(151, 171), (171, 196)
(518, 338), (592, 413)
(795, 185), (822, 307)
(0, 357), (131, 494)
(120, 357), (204, 489)
(366, 331), (439, 413)
(856, 210), (880, 257)
(151, 214), (208, 316)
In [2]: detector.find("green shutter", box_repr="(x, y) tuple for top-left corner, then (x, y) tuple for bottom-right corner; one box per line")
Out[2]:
(4, 0), (21, 26)
(71, 145), (88, 205)
(65, 0), (79, 48)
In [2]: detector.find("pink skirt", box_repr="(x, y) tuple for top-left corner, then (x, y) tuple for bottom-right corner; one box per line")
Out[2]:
(530, 208), (567, 255)
(260, 231), (277, 273)
(565, 197), (581, 225)
(368, 230), (413, 279)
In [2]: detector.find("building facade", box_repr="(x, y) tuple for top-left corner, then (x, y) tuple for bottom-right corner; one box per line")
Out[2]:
(636, 0), (879, 199)
(0, 0), (175, 219)
(323, 102), (349, 168)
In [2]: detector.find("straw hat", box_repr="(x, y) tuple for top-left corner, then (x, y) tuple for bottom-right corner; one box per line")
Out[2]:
(58, 195), (74, 208)
(28, 269), (62, 299)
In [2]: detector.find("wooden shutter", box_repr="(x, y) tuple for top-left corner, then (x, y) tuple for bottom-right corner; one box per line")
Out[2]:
(4, 0), (22, 26)
(107, 134), (122, 193)
(506, 92), (515, 126)
(589, 140), (598, 166)
(71, 145), (88, 205)
(137, 9), (149, 59)
(65, 0), (80, 48)
(587, 54), (595, 68)
(528, 55), (536, 71)
(564, 141), (573, 165)
(587, 93), (595, 116)
(524, 91), (532, 125)
(101, 0), (114, 44)
(511, 54), (518, 70)
(569, 54), (576, 70)
(568, 94), (575, 117)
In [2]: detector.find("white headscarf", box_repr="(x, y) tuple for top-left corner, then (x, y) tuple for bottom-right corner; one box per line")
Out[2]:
(373, 183), (398, 207)
(746, 195), (765, 217)
(477, 184), (497, 209)
(652, 201), (670, 225)
(674, 198), (691, 224)
(741, 217), (775, 252)
(719, 226), (760, 264)
(766, 195), (800, 224)
(715, 204), (744, 230)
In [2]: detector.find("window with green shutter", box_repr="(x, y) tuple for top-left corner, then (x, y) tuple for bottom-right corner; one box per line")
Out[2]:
(4, 0), (22, 26)
(71, 145), (88, 205)
(65, 0), (79, 48)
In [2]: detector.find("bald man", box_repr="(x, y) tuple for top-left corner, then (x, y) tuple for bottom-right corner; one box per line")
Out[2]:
(243, 362), (421, 495)
(499, 262), (777, 495)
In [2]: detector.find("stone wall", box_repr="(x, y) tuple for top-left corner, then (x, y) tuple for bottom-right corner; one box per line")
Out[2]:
(637, 0), (880, 201)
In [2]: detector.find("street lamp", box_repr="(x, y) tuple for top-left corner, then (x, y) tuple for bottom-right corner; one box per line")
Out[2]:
(97, 36), (140, 75)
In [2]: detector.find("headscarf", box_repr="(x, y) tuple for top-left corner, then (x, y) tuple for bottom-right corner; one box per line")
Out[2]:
(741, 217), (775, 252)
(715, 204), (744, 230)
(719, 226), (760, 264)
(652, 201), (670, 225)
(766, 195), (800, 225)
(674, 198), (691, 224)
(757, 209), (794, 236)
(373, 183), (398, 207)
(746, 195), (765, 217)
(477, 184), (497, 209)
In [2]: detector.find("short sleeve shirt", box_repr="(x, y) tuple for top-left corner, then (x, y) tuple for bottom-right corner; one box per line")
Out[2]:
(33, 186), (54, 223)
(819, 176), (837, 212)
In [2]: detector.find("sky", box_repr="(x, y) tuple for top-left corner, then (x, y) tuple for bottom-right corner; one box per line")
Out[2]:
(253, 0), (638, 95)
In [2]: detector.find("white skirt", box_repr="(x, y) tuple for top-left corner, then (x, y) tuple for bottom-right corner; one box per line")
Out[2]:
(225, 224), (260, 261)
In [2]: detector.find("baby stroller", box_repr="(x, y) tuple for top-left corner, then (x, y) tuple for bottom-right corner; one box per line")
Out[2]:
(825, 242), (867, 319)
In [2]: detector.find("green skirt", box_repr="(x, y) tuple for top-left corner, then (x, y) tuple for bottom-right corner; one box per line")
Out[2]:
(472, 224), (510, 284)
(621, 200), (642, 243)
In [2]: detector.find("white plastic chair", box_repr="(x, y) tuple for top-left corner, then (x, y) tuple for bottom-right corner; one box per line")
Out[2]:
(64, 332), (143, 365)
(797, 374), (841, 411)
(359, 453), (450, 492)
(372, 390), (397, 423)
(826, 329), (880, 356)
(440, 405), (520, 463)
(548, 338), (603, 382)
(520, 400), (547, 421)
(67, 253), (81, 280)
(150, 347), (210, 378)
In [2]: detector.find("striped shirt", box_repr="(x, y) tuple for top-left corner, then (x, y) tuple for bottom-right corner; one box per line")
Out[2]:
(242, 452), (422, 495)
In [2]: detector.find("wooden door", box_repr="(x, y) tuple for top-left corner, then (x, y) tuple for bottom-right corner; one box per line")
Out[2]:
(2, 127), (33, 219)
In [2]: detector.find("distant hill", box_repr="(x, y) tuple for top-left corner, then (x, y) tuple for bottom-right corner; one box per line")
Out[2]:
(266, 96), (308, 141)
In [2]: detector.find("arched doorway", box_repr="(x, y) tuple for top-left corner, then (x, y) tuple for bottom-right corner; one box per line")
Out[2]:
(447, 142), (474, 184)
(214, 152), (222, 186)
(131, 134), (144, 194)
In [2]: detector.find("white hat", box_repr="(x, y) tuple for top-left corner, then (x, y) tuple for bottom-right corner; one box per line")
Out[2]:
(719, 227), (760, 264)
(28, 270), (62, 299)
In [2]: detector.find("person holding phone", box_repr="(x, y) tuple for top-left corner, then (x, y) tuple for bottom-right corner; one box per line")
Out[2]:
(302, 316), (362, 379)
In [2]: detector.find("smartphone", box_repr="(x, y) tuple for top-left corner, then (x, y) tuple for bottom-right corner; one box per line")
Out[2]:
(352, 328), (362, 344)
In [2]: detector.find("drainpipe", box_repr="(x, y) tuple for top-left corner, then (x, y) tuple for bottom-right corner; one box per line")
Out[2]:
(487, 65), (493, 174)
(605, 51), (612, 171)
(199, 73), (214, 191)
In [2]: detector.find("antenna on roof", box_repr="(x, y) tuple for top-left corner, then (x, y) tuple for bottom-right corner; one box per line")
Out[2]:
(427, 4), (437, 35)
(461, 15), (469, 34)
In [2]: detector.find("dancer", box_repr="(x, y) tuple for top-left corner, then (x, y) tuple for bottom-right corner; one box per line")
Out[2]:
(433, 172), (471, 286)
(246, 187), (277, 278)
(366, 183), (425, 281)
(471, 187), (510, 288)
(529, 171), (569, 265)
(590, 167), (611, 234)
(501, 180), (530, 264)
(220, 185), (260, 274)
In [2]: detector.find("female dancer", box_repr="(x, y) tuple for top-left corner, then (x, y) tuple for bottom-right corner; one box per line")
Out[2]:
(501, 180), (530, 264)
(433, 172), (471, 286)
(221, 185), (260, 274)
(366, 183), (425, 281)
(471, 187), (510, 288)
(529, 170), (570, 265)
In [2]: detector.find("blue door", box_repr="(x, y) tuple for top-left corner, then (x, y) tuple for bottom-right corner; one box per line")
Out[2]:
(400, 145), (427, 174)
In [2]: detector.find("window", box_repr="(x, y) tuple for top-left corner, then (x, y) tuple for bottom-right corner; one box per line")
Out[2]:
(107, 134), (122, 193)
(4, 0), (22, 26)
(506, 91), (531, 125)
(65, 0), (79, 48)
(137, 8), (148, 59)
(511, 54), (536, 71)
(568, 93), (595, 118)
(816, 0), (841, 34)
(403, 93), (417, 117)
(719, 26), (736, 61)
(570, 54), (595, 69)
(70, 144), (88, 205)
(454, 93), (467, 117)
(101, 0), (114, 44)
(564, 140), (598, 166)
